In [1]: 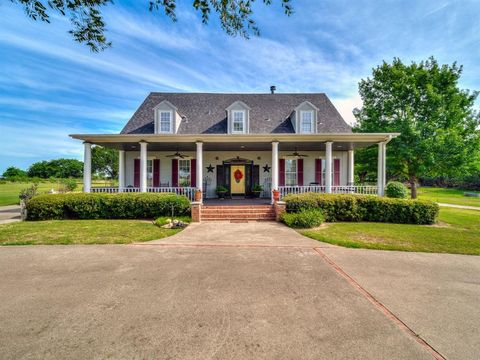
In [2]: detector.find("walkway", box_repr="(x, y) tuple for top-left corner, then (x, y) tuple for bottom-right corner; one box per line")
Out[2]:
(438, 202), (480, 211)
(0, 205), (21, 224)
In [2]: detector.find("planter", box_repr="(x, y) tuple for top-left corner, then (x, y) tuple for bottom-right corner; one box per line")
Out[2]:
(272, 189), (280, 202)
(217, 191), (227, 199)
(194, 190), (202, 202)
(252, 191), (261, 198)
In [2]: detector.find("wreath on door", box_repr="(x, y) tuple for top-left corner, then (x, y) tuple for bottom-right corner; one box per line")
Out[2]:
(234, 169), (243, 183)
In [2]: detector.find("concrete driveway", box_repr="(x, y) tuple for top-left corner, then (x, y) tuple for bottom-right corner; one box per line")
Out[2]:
(0, 221), (478, 359)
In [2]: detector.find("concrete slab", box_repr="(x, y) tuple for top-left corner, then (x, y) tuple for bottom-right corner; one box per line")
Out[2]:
(0, 205), (21, 224)
(321, 247), (480, 360)
(0, 245), (431, 360)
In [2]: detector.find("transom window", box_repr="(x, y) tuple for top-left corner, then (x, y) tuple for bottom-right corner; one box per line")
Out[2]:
(285, 159), (297, 186)
(178, 159), (191, 187)
(300, 111), (314, 133)
(159, 111), (172, 133)
(232, 111), (245, 133)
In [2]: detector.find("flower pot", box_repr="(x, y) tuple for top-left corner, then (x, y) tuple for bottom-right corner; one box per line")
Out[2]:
(217, 191), (227, 199)
(272, 189), (280, 202)
(194, 190), (202, 202)
(252, 191), (261, 198)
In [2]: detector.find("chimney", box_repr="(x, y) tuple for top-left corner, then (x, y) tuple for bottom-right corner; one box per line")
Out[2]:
(270, 85), (276, 94)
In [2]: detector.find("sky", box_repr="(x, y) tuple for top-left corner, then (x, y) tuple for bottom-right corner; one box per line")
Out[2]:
(1, 0), (479, 173)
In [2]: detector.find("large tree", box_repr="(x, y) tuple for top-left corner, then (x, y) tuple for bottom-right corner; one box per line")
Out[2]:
(10, 0), (293, 52)
(354, 57), (480, 198)
(92, 146), (118, 179)
(2, 166), (28, 179)
(28, 159), (83, 178)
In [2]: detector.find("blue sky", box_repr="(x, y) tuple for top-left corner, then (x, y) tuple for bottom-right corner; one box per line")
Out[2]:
(1, 0), (479, 173)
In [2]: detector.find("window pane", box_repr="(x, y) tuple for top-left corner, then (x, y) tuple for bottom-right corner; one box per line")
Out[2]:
(147, 159), (153, 187)
(285, 159), (297, 186)
(178, 159), (191, 187)
(301, 111), (313, 133)
(232, 111), (244, 132)
(159, 112), (171, 132)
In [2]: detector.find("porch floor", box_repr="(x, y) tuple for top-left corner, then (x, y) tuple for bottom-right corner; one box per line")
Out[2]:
(203, 197), (271, 206)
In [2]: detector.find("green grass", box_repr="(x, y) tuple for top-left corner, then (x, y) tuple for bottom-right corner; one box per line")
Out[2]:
(301, 208), (480, 255)
(0, 219), (181, 245)
(417, 187), (480, 207)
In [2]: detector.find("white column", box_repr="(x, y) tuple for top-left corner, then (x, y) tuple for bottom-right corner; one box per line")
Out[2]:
(325, 142), (333, 193)
(140, 141), (148, 193)
(118, 150), (125, 192)
(83, 142), (92, 193)
(347, 149), (355, 185)
(196, 142), (203, 199)
(271, 141), (279, 203)
(377, 142), (386, 196)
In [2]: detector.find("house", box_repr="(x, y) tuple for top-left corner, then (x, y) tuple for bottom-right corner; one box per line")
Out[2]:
(71, 90), (399, 211)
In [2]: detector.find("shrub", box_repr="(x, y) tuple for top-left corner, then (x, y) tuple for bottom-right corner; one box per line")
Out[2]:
(283, 193), (438, 225)
(281, 209), (324, 228)
(385, 181), (407, 198)
(19, 184), (38, 204)
(60, 178), (78, 192)
(26, 193), (191, 221)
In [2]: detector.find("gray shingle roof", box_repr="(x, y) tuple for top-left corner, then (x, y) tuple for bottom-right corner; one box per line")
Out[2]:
(120, 93), (352, 134)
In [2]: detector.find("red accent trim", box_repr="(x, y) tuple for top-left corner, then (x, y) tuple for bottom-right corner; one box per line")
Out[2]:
(153, 159), (160, 187)
(134, 159), (140, 187)
(334, 159), (340, 186)
(279, 159), (285, 186)
(190, 159), (197, 188)
(172, 159), (178, 187)
(297, 159), (304, 186)
(315, 159), (322, 184)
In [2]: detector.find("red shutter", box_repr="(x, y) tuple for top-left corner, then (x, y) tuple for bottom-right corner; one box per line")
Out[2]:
(172, 159), (178, 187)
(334, 159), (340, 186)
(153, 159), (160, 187)
(190, 159), (197, 188)
(279, 159), (285, 186)
(134, 159), (140, 187)
(315, 159), (322, 184)
(297, 159), (303, 186)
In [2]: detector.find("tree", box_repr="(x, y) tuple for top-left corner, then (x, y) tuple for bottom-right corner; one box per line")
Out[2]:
(354, 57), (480, 198)
(28, 159), (83, 178)
(2, 166), (28, 179)
(92, 146), (118, 179)
(10, 0), (293, 52)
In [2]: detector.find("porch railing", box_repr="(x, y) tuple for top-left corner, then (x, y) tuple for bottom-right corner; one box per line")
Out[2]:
(91, 187), (196, 201)
(278, 185), (378, 199)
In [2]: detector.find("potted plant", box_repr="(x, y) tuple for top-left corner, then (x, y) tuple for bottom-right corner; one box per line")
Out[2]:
(216, 186), (228, 199)
(251, 184), (263, 198)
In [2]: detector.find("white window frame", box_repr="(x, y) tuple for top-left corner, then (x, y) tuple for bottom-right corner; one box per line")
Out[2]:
(232, 110), (246, 134)
(285, 159), (297, 186)
(321, 158), (339, 186)
(178, 159), (191, 187)
(157, 110), (173, 134)
(300, 110), (314, 134)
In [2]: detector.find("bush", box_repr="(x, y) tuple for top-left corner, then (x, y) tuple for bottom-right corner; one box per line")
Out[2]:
(26, 193), (191, 221)
(19, 184), (38, 204)
(385, 181), (408, 198)
(283, 193), (439, 225)
(281, 209), (324, 228)
(60, 178), (78, 192)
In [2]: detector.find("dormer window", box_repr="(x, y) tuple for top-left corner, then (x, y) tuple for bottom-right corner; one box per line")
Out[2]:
(300, 110), (314, 133)
(159, 111), (172, 133)
(232, 110), (246, 133)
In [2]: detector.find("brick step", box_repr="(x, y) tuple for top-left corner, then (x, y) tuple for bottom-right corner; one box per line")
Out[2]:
(202, 216), (276, 220)
(202, 206), (273, 210)
(202, 209), (275, 214)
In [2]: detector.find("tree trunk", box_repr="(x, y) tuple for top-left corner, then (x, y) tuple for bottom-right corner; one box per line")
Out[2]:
(410, 176), (417, 199)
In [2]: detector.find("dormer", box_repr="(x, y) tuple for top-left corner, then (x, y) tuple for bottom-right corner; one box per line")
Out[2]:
(226, 101), (250, 134)
(154, 100), (181, 134)
(292, 101), (318, 134)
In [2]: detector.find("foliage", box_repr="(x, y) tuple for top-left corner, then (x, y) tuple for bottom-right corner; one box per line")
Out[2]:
(18, 184), (38, 203)
(354, 57), (480, 198)
(154, 215), (191, 226)
(252, 184), (263, 191)
(284, 193), (439, 225)
(11, 0), (293, 51)
(26, 193), (191, 220)
(2, 166), (28, 180)
(216, 185), (228, 192)
(27, 159), (83, 178)
(417, 187), (480, 208)
(281, 209), (324, 228)
(420, 174), (480, 191)
(60, 178), (78, 192)
(385, 181), (407, 198)
(92, 146), (118, 179)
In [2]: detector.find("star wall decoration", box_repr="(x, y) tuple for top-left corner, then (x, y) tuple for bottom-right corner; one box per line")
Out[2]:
(263, 164), (271, 173)
(206, 164), (214, 173)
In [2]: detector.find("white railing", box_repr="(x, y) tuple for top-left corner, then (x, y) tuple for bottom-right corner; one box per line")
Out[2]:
(279, 185), (378, 199)
(91, 186), (196, 201)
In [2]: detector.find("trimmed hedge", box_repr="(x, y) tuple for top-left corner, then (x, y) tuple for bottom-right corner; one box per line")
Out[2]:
(26, 193), (191, 221)
(385, 181), (408, 199)
(281, 209), (324, 228)
(283, 193), (439, 225)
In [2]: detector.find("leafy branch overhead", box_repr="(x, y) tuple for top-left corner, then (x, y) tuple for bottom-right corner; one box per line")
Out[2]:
(10, 0), (293, 51)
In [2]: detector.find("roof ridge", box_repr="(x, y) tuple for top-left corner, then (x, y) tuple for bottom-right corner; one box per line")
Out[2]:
(148, 92), (327, 95)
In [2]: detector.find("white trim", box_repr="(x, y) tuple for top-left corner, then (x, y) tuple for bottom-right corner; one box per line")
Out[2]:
(226, 100), (251, 110)
(294, 101), (319, 111)
(299, 110), (314, 134)
(231, 110), (247, 134)
(156, 110), (174, 134)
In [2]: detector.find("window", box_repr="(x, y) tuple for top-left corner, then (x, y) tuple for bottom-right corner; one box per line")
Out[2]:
(285, 159), (297, 186)
(158, 111), (172, 133)
(147, 159), (153, 187)
(178, 159), (191, 187)
(232, 111), (245, 133)
(300, 111), (314, 133)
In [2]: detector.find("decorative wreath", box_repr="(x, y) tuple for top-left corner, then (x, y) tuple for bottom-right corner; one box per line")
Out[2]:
(234, 169), (243, 183)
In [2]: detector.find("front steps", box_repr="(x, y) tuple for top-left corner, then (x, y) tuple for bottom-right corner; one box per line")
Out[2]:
(201, 205), (276, 221)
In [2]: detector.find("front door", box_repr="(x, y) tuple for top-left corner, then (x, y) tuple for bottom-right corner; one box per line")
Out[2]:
(230, 165), (246, 194)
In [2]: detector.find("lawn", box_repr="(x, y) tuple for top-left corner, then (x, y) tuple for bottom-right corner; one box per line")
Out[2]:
(301, 207), (480, 255)
(417, 187), (480, 207)
(0, 219), (181, 245)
